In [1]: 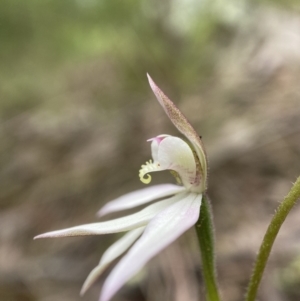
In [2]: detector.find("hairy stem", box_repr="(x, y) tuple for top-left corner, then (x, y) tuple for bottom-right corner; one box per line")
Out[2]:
(245, 176), (300, 301)
(195, 194), (221, 301)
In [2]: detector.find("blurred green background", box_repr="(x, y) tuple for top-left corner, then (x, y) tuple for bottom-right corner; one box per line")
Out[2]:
(1, 0), (300, 300)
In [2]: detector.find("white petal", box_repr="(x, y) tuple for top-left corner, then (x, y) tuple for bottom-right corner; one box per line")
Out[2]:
(158, 136), (196, 190)
(34, 192), (187, 239)
(139, 136), (197, 188)
(81, 227), (145, 295)
(99, 193), (202, 301)
(98, 184), (185, 217)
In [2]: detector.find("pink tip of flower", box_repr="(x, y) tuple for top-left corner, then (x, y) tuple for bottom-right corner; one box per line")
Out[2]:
(146, 136), (166, 144)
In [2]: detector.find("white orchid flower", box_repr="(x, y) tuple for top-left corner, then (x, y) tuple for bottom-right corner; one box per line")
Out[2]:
(34, 74), (208, 301)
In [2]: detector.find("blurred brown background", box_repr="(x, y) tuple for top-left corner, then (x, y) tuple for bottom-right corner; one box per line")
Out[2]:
(1, 0), (300, 300)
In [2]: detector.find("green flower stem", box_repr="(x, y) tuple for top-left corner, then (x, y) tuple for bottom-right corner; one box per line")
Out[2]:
(195, 194), (221, 301)
(245, 176), (300, 301)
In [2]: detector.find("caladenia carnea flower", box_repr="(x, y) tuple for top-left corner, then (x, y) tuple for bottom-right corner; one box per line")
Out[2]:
(34, 74), (208, 301)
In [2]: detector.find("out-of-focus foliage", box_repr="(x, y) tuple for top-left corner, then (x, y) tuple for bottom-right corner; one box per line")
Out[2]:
(0, 0), (300, 301)
(258, 0), (300, 10)
(0, 0), (232, 116)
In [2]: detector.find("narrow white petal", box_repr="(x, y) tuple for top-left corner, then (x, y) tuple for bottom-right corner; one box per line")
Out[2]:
(34, 192), (187, 239)
(81, 227), (145, 295)
(98, 184), (185, 217)
(99, 193), (202, 301)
